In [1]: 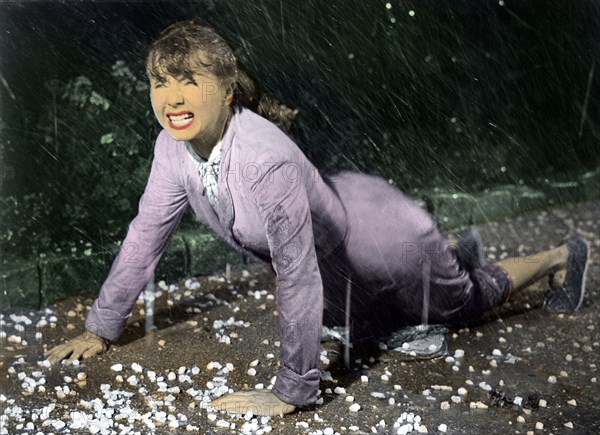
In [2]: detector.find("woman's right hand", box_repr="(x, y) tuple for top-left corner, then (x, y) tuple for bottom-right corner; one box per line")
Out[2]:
(44, 330), (109, 364)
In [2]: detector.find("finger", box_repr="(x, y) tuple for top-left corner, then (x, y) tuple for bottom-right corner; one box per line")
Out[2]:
(64, 348), (83, 364)
(46, 346), (71, 364)
(44, 342), (66, 358)
(211, 391), (295, 416)
(81, 343), (102, 360)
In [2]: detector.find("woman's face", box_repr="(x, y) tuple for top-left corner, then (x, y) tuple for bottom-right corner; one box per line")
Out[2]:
(149, 59), (230, 146)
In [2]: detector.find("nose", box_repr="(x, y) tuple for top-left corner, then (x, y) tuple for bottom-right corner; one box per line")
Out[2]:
(166, 83), (184, 107)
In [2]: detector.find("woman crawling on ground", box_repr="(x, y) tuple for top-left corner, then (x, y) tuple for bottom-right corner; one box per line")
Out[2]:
(46, 19), (590, 416)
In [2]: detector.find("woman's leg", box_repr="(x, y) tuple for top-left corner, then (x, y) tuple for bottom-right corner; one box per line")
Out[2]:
(497, 244), (568, 293)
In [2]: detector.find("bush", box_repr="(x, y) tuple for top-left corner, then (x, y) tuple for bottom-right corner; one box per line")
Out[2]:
(1, 60), (199, 261)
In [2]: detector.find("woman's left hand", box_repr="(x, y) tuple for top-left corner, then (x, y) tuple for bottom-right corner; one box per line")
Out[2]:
(210, 389), (296, 416)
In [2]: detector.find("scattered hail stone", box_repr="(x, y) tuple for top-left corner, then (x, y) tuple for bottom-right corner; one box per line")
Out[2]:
(349, 426), (359, 431)
(324, 428), (334, 435)
(349, 403), (361, 412)
(325, 388), (333, 394)
(538, 399), (547, 407)
(111, 364), (123, 372)
(131, 362), (143, 373)
(191, 366), (200, 375)
(499, 380), (505, 387)
(560, 371), (569, 377)
(517, 416), (525, 423)
(266, 353), (275, 359)
(422, 389), (431, 396)
(389, 398), (396, 405)
(567, 399), (577, 406)
(371, 392), (386, 399)
(7, 335), (21, 344)
(115, 375), (123, 383)
(564, 422), (574, 429)
(334, 386), (346, 394)
(250, 359), (260, 367)
(468, 366), (475, 372)
(535, 422), (544, 430)
(316, 397), (324, 405)
(438, 423), (448, 432)
(215, 419), (230, 428)
(255, 383), (264, 389)
(478, 382), (492, 391)
(247, 368), (257, 376)
(592, 377), (597, 383)
(361, 375), (369, 383)
(167, 372), (177, 381)
(457, 387), (467, 396)
(127, 375), (138, 386)
(514, 396), (523, 407)
(548, 376), (557, 384)
(381, 374), (390, 381)
(482, 369), (491, 375)
(445, 356), (455, 364)
(451, 396), (461, 403)
(432, 385), (452, 391)
(158, 339), (166, 346)
(469, 401), (488, 409)
(440, 401), (450, 410)
(454, 349), (465, 358)
(321, 371), (333, 381)
(565, 354), (573, 362)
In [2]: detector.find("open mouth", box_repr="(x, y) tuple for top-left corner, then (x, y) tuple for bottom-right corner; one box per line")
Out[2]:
(167, 112), (194, 130)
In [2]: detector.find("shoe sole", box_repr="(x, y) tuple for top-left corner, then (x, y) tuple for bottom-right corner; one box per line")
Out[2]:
(544, 236), (589, 312)
(456, 228), (486, 271)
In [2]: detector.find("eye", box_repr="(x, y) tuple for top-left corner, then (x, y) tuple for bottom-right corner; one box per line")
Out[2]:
(183, 78), (198, 86)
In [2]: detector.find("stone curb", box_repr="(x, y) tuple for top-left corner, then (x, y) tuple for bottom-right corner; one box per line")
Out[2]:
(1, 227), (246, 311)
(2, 168), (598, 309)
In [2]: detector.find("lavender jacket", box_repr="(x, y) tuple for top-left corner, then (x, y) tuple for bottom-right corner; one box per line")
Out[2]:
(86, 105), (450, 407)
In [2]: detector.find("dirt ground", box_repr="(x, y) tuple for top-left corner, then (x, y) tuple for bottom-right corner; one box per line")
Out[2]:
(1, 200), (598, 434)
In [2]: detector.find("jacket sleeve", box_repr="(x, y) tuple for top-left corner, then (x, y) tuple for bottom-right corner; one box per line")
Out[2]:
(85, 132), (189, 340)
(247, 159), (323, 407)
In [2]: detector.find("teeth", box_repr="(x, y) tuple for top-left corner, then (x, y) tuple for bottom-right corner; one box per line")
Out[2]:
(169, 113), (193, 127)
(169, 113), (193, 121)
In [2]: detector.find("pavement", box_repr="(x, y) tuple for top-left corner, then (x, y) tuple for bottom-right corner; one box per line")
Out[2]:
(0, 199), (598, 434)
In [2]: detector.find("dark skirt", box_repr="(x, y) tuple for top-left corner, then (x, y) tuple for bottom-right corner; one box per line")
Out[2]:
(319, 172), (512, 342)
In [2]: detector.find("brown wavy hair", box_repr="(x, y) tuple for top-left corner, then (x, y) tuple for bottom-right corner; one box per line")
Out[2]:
(146, 19), (299, 134)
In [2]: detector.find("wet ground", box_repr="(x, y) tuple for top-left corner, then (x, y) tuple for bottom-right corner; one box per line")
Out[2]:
(1, 200), (598, 434)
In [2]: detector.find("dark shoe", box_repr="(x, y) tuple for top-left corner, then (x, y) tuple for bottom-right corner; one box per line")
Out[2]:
(456, 227), (487, 271)
(544, 236), (589, 312)
(386, 324), (449, 360)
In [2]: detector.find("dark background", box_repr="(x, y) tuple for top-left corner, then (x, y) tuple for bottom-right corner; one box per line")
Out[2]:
(1, 0), (598, 260)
